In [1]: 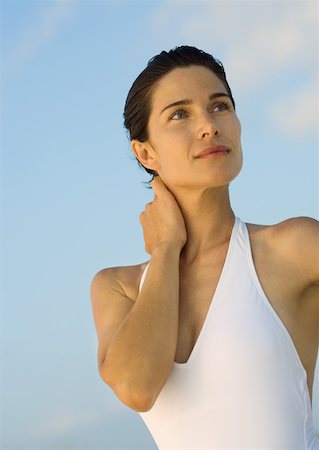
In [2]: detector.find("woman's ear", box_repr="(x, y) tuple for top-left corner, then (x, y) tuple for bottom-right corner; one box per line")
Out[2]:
(131, 139), (159, 172)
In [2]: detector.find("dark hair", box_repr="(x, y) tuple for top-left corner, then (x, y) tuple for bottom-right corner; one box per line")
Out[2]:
(123, 45), (235, 187)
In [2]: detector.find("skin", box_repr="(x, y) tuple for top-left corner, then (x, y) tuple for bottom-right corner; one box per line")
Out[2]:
(129, 65), (319, 403)
(90, 65), (318, 414)
(132, 65), (242, 264)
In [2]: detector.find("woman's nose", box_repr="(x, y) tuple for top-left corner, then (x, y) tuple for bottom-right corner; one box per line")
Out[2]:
(196, 112), (219, 138)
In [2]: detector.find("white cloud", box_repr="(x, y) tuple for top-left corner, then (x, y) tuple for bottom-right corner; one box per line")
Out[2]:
(149, 0), (319, 138)
(27, 395), (124, 441)
(6, 0), (75, 72)
(28, 408), (100, 440)
(222, 1), (318, 90)
(269, 79), (319, 138)
(149, 0), (318, 90)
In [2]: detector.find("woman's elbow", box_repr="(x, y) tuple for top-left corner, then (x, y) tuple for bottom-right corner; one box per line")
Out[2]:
(112, 380), (156, 412)
(98, 365), (155, 412)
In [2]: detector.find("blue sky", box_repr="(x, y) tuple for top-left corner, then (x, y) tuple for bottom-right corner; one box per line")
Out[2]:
(1, 0), (318, 448)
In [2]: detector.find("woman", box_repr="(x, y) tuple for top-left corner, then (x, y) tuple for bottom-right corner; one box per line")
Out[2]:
(91, 46), (319, 449)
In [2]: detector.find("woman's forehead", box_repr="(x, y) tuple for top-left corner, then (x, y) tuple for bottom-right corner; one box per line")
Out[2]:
(151, 66), (226, 111)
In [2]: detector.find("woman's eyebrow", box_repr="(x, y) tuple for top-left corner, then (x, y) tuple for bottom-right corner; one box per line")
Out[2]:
(159, 92), (231, 115)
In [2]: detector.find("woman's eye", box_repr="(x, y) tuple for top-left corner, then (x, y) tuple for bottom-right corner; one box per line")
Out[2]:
(212, 102), (230, 112)
(170, 110), (188, 120)
(170, 102), (230, 121)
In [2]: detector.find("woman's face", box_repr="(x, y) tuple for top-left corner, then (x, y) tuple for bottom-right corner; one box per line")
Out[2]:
(134, 65), (243, 189)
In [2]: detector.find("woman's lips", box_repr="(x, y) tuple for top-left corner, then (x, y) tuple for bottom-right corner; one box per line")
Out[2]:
(196, 145), (231, 158)
(197, 150), (230, 158)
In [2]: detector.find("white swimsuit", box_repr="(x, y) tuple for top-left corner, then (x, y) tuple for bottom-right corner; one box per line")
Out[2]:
(138, 216), (319, 449)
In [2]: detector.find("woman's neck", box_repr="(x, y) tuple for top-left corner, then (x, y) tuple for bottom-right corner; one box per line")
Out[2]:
(169, 184), (235, 265)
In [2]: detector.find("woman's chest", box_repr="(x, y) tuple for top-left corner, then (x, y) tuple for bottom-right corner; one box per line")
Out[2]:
(175, 242), (318, 404)
(250, 242), (318, 404)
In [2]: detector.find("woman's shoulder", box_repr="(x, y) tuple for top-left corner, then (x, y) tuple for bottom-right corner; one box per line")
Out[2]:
(246, 216), (319, 288)
(93, 260), (150, 302)
(246, 215), (318, 244)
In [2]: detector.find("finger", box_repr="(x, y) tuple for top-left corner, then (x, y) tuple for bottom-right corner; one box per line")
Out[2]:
(151, 177), (172, 202)
(150, 177), (157, 187)
(150, 177), (159, 198)
(150, 176), (163, 194)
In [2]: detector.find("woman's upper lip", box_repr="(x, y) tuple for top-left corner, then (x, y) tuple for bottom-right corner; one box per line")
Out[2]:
(196, 145), (231, 158)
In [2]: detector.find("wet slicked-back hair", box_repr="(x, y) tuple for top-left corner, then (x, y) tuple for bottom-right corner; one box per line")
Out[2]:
(123, 45), (235, 186)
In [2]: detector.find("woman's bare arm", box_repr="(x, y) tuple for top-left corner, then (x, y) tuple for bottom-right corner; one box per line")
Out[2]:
(91, 243), (181, 412)
(91, 176), (187, 412)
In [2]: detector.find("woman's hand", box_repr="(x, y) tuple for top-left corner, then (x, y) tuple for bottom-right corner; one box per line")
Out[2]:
(140, 176), (187, 255)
